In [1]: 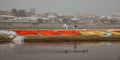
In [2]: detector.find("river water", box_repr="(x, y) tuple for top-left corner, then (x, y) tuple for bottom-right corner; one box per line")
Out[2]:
(0, 42), (120, 60)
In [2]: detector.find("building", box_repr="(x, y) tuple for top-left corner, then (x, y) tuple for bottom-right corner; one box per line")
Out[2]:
(72, 13), (96, 20)
(0, 15), (15, 20)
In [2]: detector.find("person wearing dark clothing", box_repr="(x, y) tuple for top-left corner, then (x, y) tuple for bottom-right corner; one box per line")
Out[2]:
(73, 25), (77, 29)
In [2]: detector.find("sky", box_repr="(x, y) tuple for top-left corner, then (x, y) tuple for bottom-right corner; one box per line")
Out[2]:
(0, 0), (120, 16)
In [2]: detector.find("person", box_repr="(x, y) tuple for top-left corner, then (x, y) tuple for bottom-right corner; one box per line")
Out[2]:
(63, 24), (68, 29)
(73, 25), (77, 29)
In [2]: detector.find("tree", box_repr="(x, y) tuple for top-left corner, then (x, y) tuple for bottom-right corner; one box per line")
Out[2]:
(16, 9), (27, 17)
(11, 8), (17, 16)
(0, 11), (5, 15)
(62, 18), (71, 23)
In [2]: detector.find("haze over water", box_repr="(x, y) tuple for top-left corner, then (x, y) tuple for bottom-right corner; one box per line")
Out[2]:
(0, 0), (120, 15)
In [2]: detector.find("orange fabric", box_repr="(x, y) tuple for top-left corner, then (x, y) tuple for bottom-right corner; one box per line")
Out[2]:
(113, 30), (120, 32)
(35, 30), (59, 36)
(13, 30), (38, 36)
(57, 30), (79, 36)
(12, 29), (109, 36)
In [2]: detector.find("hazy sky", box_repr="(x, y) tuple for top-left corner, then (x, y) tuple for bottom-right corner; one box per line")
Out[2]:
(0, 0), (120, 15)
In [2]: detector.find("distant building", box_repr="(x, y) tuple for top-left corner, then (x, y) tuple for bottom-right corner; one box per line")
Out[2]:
(101, 13), (120, 20)
(0, 15), (15, 20)
(100, 13), (120, 24)
(42, 12), (59, 20)
(0, 10), (11, 15)
(72, 13), (96, 20)
(110, 13), (120, 20)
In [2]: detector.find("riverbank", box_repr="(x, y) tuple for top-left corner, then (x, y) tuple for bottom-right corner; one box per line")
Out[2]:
(0, 29), (120, 42)
(0, 33), (14, 42)
(24, 35), (120, 42)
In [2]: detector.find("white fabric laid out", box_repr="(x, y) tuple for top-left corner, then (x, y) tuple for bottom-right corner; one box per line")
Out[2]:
(0, 30), (16, 35)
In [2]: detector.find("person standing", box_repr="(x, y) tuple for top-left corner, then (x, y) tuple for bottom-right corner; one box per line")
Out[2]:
(63, 24), (68, 29)
(73, 25), (77, 29)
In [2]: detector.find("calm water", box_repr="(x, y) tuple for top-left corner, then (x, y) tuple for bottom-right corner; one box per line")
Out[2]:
(0, 42), (120, 60)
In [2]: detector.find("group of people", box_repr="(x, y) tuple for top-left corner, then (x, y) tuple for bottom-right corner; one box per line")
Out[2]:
(63, 24), (77, 29)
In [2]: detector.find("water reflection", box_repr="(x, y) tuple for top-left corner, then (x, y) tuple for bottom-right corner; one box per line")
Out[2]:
(0, 42), (89, 54)
(0, 42), (120, 60)
(0, 42), (120, 54)
(12, 36), (24, 44)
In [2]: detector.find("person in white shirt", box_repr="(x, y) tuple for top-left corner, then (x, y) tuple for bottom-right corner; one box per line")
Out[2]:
(63, 24), (68, 29)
